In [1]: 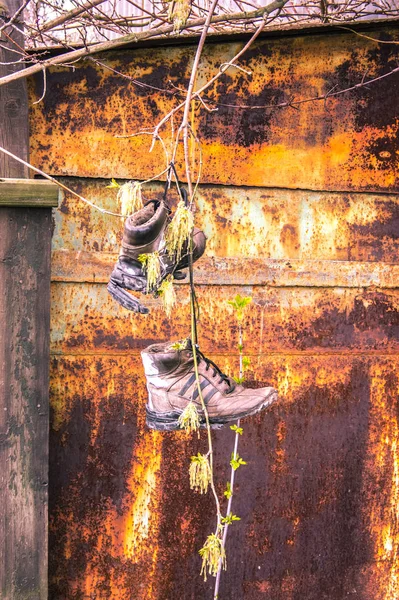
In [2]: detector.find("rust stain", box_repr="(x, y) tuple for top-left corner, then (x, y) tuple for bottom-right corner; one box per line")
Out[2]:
(362, 362), (399, 599)
(36, 22), (399, 600)
(51, 180), (399, 264)
(49, 356), (165, 599)
(76, 432), (163, 599)
(29, 28), (399, 192)
(122, 432), (162, 561)
(49, 354), (399, 598)
(271, 420), (288, 475)
(50, 283), (399, 355)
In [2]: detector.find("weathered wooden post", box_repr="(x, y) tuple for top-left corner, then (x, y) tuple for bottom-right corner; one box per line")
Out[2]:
(0, 1), (59, 598)
(0, 180), (58, 599)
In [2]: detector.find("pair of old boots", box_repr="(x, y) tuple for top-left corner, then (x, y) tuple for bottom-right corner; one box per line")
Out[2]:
(108, 194), (277, 431)
(108, 198), (206, 314)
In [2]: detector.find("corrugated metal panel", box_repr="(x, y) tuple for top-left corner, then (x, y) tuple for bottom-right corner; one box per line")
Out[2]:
(48, 354), (399, 599)
(51, 181), (399, 262)
(27, 25), (399, 600)
(29, 27), (399, 192)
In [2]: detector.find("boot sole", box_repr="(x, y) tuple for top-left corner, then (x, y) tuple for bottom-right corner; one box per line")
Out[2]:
(145, 390), (278, 431)
(107, 281), (149, 314)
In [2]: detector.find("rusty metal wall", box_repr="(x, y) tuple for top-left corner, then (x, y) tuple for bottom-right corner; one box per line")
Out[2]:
(29, 27), (399, 192)
(28, 23), (399, 600)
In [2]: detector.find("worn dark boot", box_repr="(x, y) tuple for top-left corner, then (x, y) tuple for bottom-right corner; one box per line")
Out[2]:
(142, 339), (278, 431)
(107, 200), (206, 313)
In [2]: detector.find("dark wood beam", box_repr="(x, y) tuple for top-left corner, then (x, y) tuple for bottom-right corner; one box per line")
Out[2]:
(0, 205), (52, 600)
(0, 3), (52, 598)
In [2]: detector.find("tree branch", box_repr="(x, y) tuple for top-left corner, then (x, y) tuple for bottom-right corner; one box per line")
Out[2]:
(181, 0), (220, 201)
(149, 13), (273, 141)
(0, 0), (31, 33)
(30, 0), (109, 36)
(0, 0), (289, 88)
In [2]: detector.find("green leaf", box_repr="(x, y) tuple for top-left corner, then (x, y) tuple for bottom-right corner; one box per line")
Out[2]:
(223, 482), (232, 499)
(228, 294), (252, 310)
(221, 513), (241, 525)
(228, 294), (252, 321)
(233, 375), (245, 384)
(106, 177), (120, 189)
(170, 340), (188, 351)
(242, 356), (251, 368)
(230, 452), (247, 471)
(230, 424), (243, 435)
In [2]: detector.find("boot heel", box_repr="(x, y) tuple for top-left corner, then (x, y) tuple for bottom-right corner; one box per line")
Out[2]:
(145, 406), (224, 431)
(145, 406), (180, 431)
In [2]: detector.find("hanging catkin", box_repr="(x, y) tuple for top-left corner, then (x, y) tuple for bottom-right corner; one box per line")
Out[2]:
(158, 275), (177, 317)
(118, 181), (143, 217)
(138, 252), (161, 292)
(165, 200), (194, 262)
(168, 0), (191, 32)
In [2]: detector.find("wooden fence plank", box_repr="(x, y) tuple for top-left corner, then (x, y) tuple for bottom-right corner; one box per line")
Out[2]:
(0, 179), (59, 206)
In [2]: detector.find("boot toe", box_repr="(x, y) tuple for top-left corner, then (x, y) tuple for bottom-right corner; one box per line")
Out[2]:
(207, 387), (277, 420)
(107, 281), (150, 313)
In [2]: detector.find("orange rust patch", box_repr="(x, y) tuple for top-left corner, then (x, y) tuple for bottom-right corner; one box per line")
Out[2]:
(41, 23), (399, 600)
(49, 355), (399, 598)
(29, 28), (399, 192)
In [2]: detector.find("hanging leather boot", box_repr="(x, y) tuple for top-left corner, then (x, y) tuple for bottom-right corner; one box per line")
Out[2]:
(107, 200), (206, 314)
(142, 339), (277, 431)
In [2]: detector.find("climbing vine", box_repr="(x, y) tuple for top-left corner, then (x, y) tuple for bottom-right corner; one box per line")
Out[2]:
(213, 294), (252, 596)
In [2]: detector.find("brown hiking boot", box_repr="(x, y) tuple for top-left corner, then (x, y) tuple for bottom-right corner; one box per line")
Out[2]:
(107, 200), (206, 313)
(142, 339), (277, 431)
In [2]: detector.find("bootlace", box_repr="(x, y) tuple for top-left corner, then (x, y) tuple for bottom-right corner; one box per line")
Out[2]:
(196, 347), (236, 394)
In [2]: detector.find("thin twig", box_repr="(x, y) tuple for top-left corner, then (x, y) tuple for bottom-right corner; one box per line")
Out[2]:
(0, 0), (32, 33)
(150, 6), (283, 141)
(32, 65), (46, 103)
(0, 0), (290, 88)
(219, 62), (252, 75)
(190, 295), (222, 527)
(90, 57), (177, 95)
(336, 25), (399, 44)
(30, 0), (109, 36)
(181, 0), (220, 201)
(0, 145), (168, 217)
(209, 63), (399, 110)
(213, 320), (243, 599)
(197, 93), (218, 112)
